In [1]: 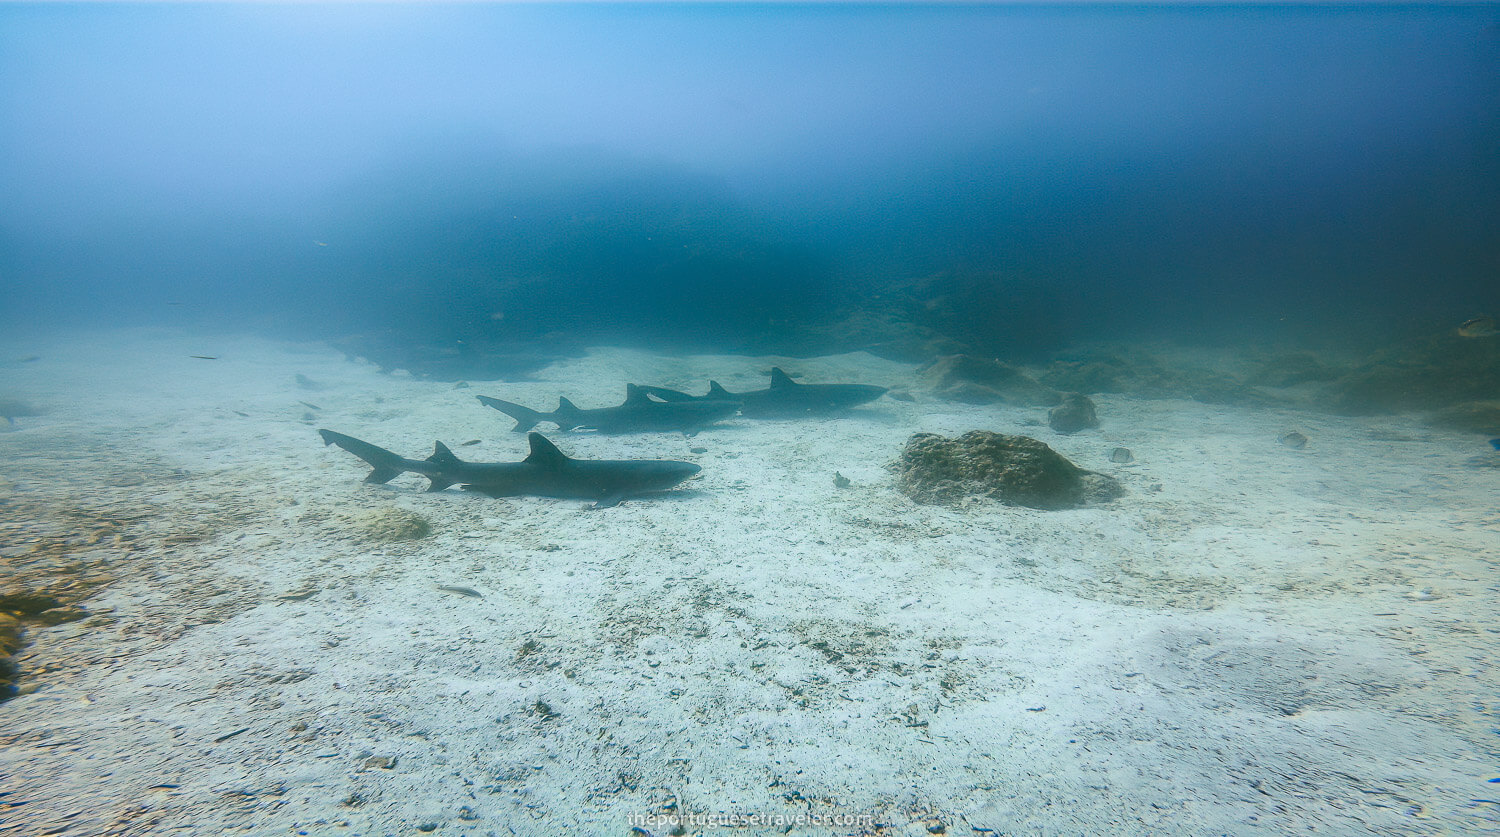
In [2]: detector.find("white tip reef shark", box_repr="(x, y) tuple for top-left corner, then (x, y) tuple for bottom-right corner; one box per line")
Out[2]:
(318, 429), (701, 508)
(476, 383), (739, 434)
(636, 367), (887, 418)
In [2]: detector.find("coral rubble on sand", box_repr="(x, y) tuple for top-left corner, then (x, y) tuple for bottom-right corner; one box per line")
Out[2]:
(353, 506), (433, 542)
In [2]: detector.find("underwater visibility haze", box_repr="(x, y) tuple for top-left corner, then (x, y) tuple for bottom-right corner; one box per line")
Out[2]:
(1, 3), (1497, 358)
(5, 4), (1500, 836)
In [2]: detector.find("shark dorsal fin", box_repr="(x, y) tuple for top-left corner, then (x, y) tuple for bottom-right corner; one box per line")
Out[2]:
(624, 384), (650, 405)
(525, 433), (569, 467)
(708, 381), (731, 398)
(769, 367), (796, 389)
(428, 441), (461, 468)
(556, 397), (580, 415)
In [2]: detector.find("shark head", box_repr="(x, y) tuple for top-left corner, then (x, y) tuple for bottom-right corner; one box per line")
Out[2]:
(832, 383), (888, 407)
(587, 455), (702, 507)
(525, 432), (700, 492)
(769, 367), (886, 408)
(634, 459), (702, 491)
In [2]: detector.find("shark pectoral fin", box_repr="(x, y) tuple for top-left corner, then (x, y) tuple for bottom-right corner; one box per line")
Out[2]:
(640, 385), (697, 402)
(418, 443), (460, 491)
(362, 468), (401, 484)
(591, 492), (627, 509)
(462, 483), (513, 498)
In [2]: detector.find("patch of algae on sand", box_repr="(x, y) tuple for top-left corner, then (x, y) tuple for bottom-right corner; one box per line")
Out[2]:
(352, 506), (433, 542)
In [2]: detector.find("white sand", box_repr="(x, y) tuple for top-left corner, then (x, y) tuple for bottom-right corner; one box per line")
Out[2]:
(1, 328), (1496, 836)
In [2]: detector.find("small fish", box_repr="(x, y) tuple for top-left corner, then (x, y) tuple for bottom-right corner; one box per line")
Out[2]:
(299, 401), (323, 411)
(1490, 438), (1500, 451)
(436, 584), (483, 598)
(212, 727), (249, 743)
(459, 439), (481, 446)
(190, 355), (218, 360)
(1458, 316), (1498, 338)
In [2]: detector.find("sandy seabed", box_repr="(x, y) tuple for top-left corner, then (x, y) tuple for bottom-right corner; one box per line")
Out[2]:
(0, 327), (1496, 837)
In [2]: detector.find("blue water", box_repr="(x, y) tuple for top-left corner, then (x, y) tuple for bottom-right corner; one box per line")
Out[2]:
(2, 4), (1497, 358)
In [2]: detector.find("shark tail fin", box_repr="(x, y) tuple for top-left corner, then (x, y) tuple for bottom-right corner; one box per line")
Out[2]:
(319, 429), (408, 484)
(477, 395), (544, 432)
(424, 441), (460, 491)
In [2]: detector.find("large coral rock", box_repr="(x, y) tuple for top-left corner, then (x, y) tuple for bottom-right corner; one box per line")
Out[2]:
(893, 431), (1124, 509)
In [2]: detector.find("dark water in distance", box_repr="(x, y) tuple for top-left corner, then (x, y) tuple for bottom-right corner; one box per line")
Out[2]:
(2, 4), (1497, 358)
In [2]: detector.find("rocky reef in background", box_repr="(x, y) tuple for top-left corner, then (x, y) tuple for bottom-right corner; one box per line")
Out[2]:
(764, 270), (1071, 362)
(1036, 332), (1500, 424)
(321, 248), (1499, 424)
(740, 271), (1499, 429)
(918, 355), (1063, 406)
(1321, 331), (1500, 416)
(876, 294), (1499, 429)
(1037, 346), (1297, 407)
(1426, 401), (1500, 436)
